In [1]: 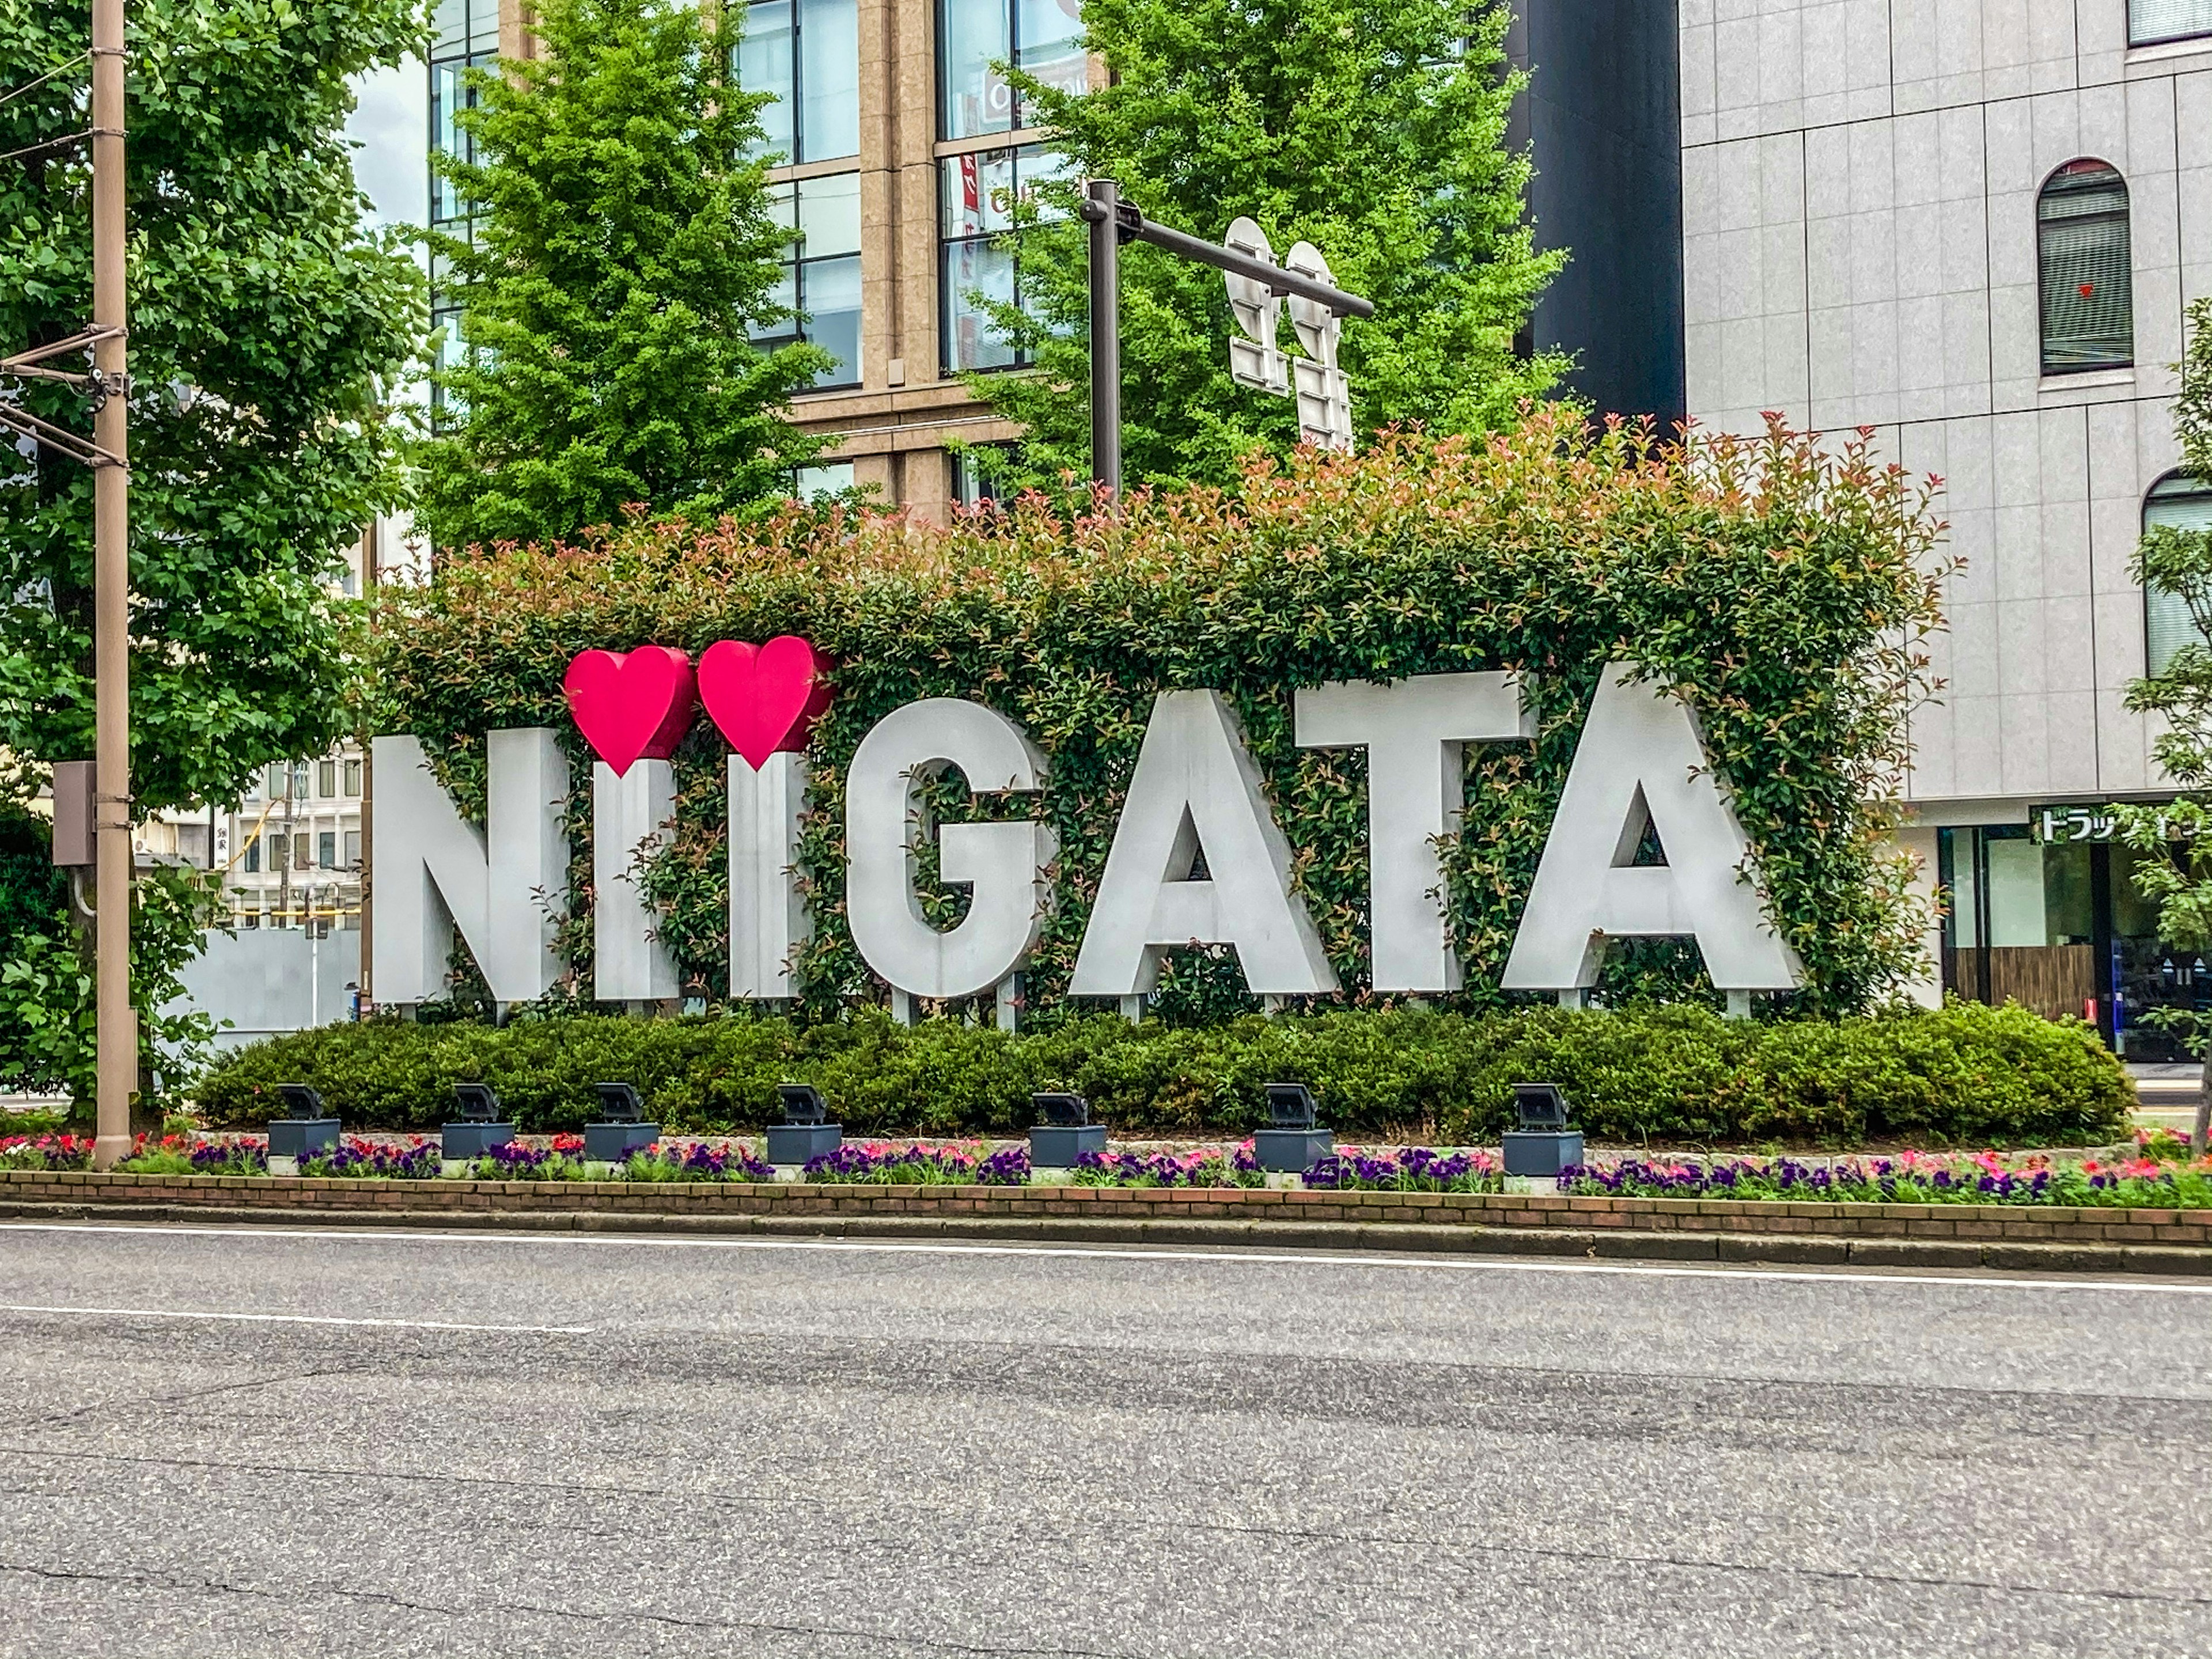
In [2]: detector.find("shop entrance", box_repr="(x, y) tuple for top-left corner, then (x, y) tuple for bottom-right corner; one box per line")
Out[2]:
(1938, 820), (2204, 1059)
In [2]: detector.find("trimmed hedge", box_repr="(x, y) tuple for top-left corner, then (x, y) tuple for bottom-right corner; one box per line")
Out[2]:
(194, 1002), (2134, 1150)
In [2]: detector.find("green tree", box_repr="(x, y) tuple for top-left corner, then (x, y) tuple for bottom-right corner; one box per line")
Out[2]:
(0, 0), (423, 815)
(961, 0), (1565, 492)
(0, 1), (422, 1108)
(415, 0), (831, 551)
(2112, 296), (2212, 1152)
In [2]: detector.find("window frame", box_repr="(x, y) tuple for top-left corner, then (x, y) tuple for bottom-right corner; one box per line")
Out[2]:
(2035, 158), (2134, 377)
(756, 173), (865, 391)
(738, 0), (861, 166)
(2128, 0), (2212, 46)
(937, 0), (1086, 143)
(937, 143), (1066, 376)
(2143, 471), (2212, 676)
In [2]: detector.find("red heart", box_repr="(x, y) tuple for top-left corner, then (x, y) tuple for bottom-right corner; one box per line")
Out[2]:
(562, 647), (696, 777)
(2080, 282), (2095, 298)
(698, 636), (833, 769)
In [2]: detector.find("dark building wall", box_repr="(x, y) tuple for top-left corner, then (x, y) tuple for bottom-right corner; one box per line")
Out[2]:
(1506, 0), (1684, 426)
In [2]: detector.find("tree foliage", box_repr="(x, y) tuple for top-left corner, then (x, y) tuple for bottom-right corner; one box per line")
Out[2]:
(0, 0), (421, 1105)
(414, 0), (830, 551)
(372, 415), (1949, 1021)
(2112, 297), (2212, 1143)
(961, 0), (1565, 492)
(0, 0), (424, 815)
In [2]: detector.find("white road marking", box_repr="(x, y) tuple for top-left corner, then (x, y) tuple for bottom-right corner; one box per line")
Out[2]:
(0, 1300), (590, 1335)
(1, 1219), (2208, 1296)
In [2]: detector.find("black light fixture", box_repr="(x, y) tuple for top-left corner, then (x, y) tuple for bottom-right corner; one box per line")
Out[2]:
(276, 1083), (324, 1119)
(1255, 1081), (1332, 1173)
(443, 1082), (517, 1162)
(1266, 1083), (1317, 1130)
(1513, 1082), (1569, 1132)
(585, 1081), (660, 1164)
(1501, 1080), (1582, 1179)
(1028, 1091), (1104, 1175)
(767, 1082), (841, 1169)
(267, 1083), (339, 1163)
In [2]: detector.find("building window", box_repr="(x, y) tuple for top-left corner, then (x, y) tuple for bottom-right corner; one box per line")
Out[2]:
(953, 445), (1013, 506)
(2037, 160), (2133, 374)
(243, 834), (260, 875)
(318, 831), (337, 870)
(266, 763), (287, 800)
(2145, 473), (2212, 675)
(240, 908), (260, 930)
(293, 832), (311, 873)
(343, 759), (362, 797)
(938, 0), (1086, 141)
(291, 761), (311, 801)
(429, 0), (500, 420)
(317, 759), (337, 798)
(739, 0), (859, 164)
(2130, 0), (2212, 44)
(939, 145), (1069, 373)
(343, 830), (363, 869)
(755, 173), (863, 388)
(794, 462), (855, 499)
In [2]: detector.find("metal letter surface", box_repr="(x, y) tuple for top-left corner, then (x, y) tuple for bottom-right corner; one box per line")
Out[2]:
(1070, 690), (1339, 999)
(593, 758), (679, 1002)
(370, 729), (570, 1005)
(846, 699), (1055, 999)
(1501, 665), (1804, 994)
(729, 752), (810, 1001)
(1296, 672), (1532, 992)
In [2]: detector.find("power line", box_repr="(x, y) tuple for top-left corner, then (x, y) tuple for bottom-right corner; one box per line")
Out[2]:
(0, 51), (89, 112)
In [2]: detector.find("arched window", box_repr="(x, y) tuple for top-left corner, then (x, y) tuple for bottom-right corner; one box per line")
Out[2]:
(2144, 473), (2212, 676)
(2131, 0), (2212, 46)
(2037, 160), (2133, 374)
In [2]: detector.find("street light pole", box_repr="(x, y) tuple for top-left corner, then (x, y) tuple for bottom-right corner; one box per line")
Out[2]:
(90, 0), (134, 1168)
(1078, 179), (1374, 498)
(1085, 179), (1121, 499)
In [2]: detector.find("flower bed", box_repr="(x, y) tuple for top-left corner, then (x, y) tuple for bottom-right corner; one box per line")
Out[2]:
(0, 1133), (94, 1172)
(16, 1128), (2212, 1211)
(1562, 1148), (2212, 1209)
(800, 1142), (1028, 1185)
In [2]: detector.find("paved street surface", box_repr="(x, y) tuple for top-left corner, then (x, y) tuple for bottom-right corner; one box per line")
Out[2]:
(0, 1224), (2206, 1658)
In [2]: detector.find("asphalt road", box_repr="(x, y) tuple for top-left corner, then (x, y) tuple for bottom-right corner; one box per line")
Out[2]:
(0, 1224), (2206, 1658)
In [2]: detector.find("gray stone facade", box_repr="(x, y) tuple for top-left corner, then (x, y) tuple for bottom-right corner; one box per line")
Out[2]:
(1680, 0), (2212, 809)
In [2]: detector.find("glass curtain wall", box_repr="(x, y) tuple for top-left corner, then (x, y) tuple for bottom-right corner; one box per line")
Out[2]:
(753, 174), (863, 387)
(938, 144), (1070, 373)
(738, 0), (860, 164)
(428, 0), (501, 418)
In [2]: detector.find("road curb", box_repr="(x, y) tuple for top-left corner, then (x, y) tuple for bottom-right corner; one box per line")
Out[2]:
(3, 1198), (2208, 1275)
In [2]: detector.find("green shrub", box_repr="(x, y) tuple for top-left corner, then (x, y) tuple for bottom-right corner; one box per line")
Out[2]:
(193, 1001), (2132, 1149)
(376, 418), (1948, 1016)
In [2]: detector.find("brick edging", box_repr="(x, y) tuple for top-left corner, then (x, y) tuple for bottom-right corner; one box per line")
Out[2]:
(2, 1200), (2207, 1276)
(1, 1170), (2207, 1275)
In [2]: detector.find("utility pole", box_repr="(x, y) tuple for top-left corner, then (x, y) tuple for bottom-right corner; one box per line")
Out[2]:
(0, 6), (137, 1162)
(90, 0), (134, 1167)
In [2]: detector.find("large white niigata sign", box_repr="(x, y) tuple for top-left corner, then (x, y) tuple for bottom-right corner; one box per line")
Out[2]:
(372, 653), (1803, 1019)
